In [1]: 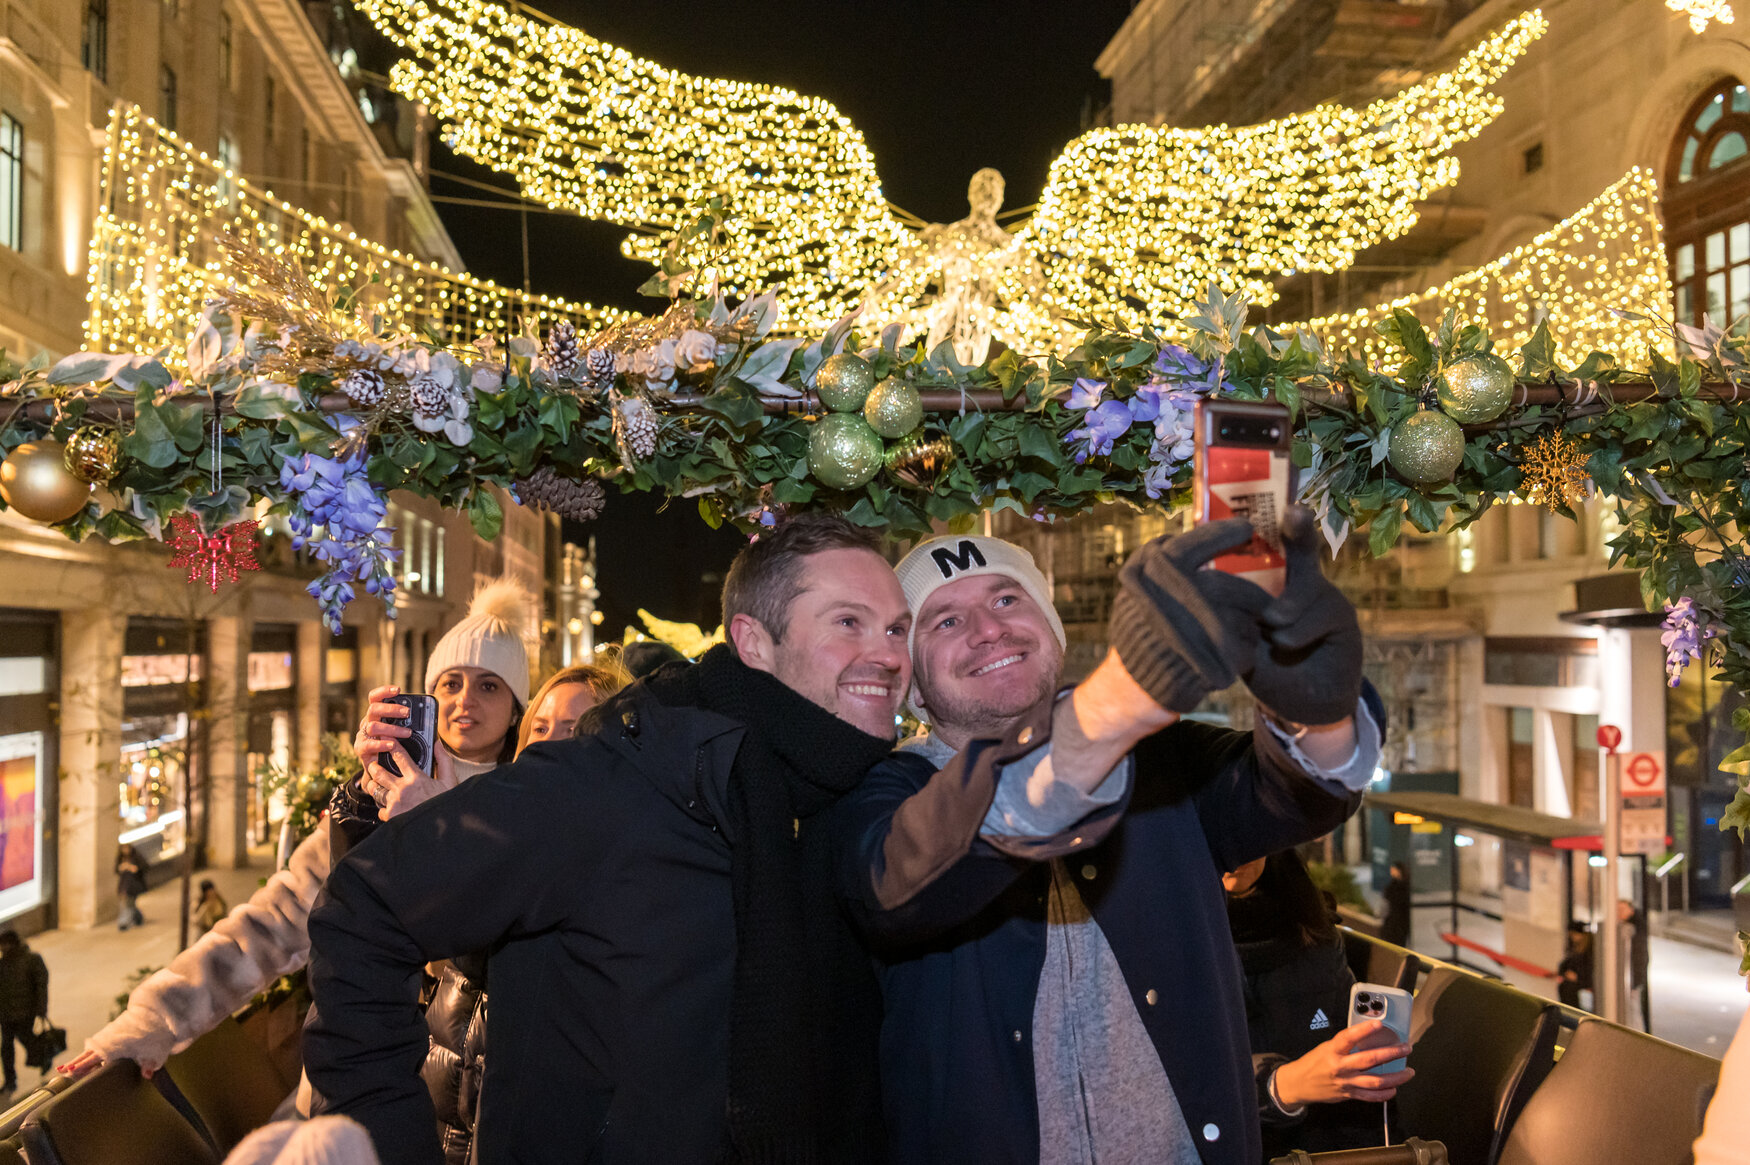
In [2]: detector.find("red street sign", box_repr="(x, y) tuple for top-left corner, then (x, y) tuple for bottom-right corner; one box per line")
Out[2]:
(1597, 725), (1623, 753)
(1624, 751), (1665, 794)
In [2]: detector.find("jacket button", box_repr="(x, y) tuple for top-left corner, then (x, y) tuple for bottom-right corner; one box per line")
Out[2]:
(1012, 1030), (1024, 1043)
(1016, 726), (1034, 746)
(1145, 989), (1158, 1006)
(1080, 864), (1097, 880)
(1202, 1124), (1220, 1142)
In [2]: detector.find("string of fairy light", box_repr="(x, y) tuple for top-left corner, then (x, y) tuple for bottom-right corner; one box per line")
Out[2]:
(1667, 0), (1735, 33)
(1013, 11), (1550, 337)
(86, 105), (626, 357)
(351, 0), (1546, 345)
(1303, 169), (1669, 366)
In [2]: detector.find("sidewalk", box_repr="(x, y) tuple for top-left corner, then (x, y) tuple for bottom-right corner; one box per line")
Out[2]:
(28, 850), (272, 1070)
(1400, 897), (1747, 1058)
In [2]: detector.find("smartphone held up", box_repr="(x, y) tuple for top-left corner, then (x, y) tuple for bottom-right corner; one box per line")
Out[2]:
(1192, 400), (1297, 597)
(381, 693), (438, 781)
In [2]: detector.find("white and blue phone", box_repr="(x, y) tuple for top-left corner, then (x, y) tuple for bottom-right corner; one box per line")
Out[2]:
(1346, 983), (1413, 1075)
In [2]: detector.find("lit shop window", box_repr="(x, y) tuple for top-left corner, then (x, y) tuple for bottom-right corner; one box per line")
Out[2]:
(1667, 80), (1750, 326)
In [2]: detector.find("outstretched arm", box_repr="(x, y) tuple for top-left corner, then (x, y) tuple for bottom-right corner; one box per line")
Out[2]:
(76, 826), (333, 1077)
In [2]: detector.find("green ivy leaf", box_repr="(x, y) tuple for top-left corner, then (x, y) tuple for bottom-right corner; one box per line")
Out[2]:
(1368, 505), (1405, 557)
(467, 489), (503, 541)
(1519, 322), (1558, 379)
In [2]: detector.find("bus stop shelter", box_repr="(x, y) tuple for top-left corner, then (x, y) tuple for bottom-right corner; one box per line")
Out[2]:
(1363, 790), (1640, 976)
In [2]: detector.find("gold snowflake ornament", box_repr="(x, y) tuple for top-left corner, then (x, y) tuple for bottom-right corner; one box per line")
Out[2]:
(1521, 430), (1592, 512)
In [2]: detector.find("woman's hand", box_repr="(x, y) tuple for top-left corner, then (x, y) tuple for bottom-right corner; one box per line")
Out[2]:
(353, 685), (412, 769)
(363, 741), (458, 822)
(59, 1050), (112, 1080)
(1272, 1019), (1414, 1107)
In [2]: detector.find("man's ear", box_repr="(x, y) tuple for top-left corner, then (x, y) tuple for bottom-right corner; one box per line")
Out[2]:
(729, 612), (777, 674)
(907, 678), (927, 718)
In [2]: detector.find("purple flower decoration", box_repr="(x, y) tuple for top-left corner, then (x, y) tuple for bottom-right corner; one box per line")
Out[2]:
(1067, 377), (1106, 411)
(1066, 400), (1134, 463)
(280, 449), (399, 633)
(1660, 597), (1714, 687)
(1154, 344), (1224, 394)
(1128, 384), (1164, 424)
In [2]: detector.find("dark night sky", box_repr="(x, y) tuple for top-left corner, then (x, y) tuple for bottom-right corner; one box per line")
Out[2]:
(387, 0), (1135, 638)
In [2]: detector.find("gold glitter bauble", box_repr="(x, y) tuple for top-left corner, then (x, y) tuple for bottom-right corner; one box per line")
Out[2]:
(1387, 410), (1465, 484)
(863, 377), (923, 439)
(884, 430), (955, 488)
(814, 352), (876, 412)
(1436, 352), (1515, 424)
(64, 427), (122, 484)
(0, 441), (91, 523)
(807, 413), (884, 490)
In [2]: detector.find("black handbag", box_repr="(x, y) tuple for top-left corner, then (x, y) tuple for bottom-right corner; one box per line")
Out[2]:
(22, 1016), (65, 1070)
(1271, 1139), (1448, 1165)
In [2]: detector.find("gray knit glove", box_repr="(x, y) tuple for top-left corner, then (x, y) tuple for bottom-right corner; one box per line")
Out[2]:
(1109, 519), (1268, 713)
(1242, 506), (1364, 726)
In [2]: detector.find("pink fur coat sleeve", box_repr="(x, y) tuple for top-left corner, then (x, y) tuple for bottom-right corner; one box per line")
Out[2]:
(85, 824), (333, 1071)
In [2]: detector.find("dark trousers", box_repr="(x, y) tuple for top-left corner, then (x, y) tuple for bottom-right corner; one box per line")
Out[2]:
(0, 1018), (27, 1088)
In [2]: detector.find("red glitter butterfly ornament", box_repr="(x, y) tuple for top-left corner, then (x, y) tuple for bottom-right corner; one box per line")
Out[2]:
(165, 514), (262, 592)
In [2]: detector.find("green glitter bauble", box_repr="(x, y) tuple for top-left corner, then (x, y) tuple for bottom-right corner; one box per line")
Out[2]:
(814, 352), (876, 412)
(1388, 409), (1466, 484)
(1436, 352), (1515, 424)
(863, 377), (923, 439)
(808, 413), (884, 489)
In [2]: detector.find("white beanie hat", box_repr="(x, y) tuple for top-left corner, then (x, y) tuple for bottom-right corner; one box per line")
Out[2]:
(894, 535), (1066, 652)
(424, 578), (534, 706)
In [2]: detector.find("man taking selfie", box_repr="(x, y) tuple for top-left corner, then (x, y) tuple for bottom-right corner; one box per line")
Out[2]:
(834, 510), (1385, 1165)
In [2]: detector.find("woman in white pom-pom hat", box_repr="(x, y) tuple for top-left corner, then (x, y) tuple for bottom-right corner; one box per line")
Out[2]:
(63, 579), (545, 1110)
(348, 578), (536, 824)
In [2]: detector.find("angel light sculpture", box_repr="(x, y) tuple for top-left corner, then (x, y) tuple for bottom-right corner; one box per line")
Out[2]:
(355, 0), (1546, 354)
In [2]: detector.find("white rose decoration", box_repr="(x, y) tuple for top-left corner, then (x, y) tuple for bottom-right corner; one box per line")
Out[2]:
(674, 329), (717, 371)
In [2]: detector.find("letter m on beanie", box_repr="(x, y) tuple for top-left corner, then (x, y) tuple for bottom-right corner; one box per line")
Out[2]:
(930, 541), (987, 579)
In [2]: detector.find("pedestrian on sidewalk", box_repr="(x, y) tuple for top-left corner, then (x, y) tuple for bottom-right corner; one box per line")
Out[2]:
(194, 880), (228, 935)
(1557, 922), (1594, 1011)
(1618, 898), (1652, 1032)
(114, 844), (146, 930)
(0, 931), (47, 1095)
(1379, 861), (1412, 948)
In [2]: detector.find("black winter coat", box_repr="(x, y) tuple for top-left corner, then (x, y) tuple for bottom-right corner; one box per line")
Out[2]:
(306, 685), (885, 1165)
(421, 956), (487, 1165)
(835, 688), (1375, 1165)
(1236, 930), (1382, 1158)
(0, 947), (46, 1024)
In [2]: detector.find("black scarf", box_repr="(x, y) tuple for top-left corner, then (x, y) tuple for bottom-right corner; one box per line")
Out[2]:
(643, 645), (894, 1163)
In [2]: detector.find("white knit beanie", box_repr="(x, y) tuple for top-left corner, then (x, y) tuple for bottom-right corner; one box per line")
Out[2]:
(424, 578), (534, 706)
(894, 535), (1066, 651)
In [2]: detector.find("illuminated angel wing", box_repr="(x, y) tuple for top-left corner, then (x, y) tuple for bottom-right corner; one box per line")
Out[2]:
(355, 0), (913, 328)
(1015, 11), (1547, 334)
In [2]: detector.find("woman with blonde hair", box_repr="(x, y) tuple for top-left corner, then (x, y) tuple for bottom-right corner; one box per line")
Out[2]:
(517, 660), (632, 752)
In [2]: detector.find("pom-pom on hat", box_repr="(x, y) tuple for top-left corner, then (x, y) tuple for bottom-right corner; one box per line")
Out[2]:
(424, 577), (535, 706)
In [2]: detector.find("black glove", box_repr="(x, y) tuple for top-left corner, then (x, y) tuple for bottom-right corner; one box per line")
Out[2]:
(1109, 519), (1269, 713)
(1242, 505), (1364, 727)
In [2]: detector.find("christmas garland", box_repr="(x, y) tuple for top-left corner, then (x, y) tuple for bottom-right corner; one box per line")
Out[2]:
(2, 224), (1749, 859)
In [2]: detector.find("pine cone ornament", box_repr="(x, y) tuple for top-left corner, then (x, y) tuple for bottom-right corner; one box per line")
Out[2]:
(584, 347), (616, 393)
(546, 321), (580, 380)
(339, 368), (387, 407)
(612, 391), (659, 461)
(515, 466), (607, 522)
(407, 374), (449, 417)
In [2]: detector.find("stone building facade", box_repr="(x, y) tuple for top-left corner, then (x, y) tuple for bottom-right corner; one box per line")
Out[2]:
(0, 0), (554, 931)
(1088, 0), (1745, 913)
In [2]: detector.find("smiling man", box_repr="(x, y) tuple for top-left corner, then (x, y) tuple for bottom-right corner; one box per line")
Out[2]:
(305, 514), (910, 1165)
(834, 512), (1383, 1165)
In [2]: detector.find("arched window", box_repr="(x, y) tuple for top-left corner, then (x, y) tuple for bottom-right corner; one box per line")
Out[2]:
(1666, 79), (1750, 326)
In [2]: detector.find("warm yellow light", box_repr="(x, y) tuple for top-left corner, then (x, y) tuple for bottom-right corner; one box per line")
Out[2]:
(1667, 0), (1734, 33)
(86, 106), (628, 356)
(1300, 170), (1668, 364)
(351, 0), (1545, 349)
